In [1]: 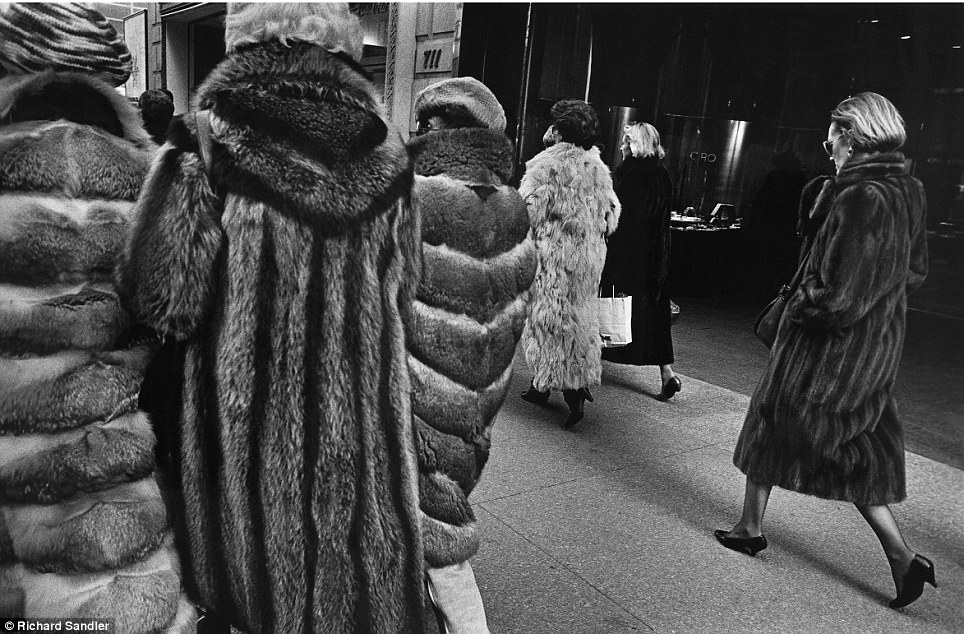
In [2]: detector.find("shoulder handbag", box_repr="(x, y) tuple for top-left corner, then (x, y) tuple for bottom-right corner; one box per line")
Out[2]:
(598, 286), (633, 348)
(753, 248), (812, 349)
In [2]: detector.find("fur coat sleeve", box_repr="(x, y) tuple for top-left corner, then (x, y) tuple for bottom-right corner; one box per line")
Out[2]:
(118, 118), (223, 342)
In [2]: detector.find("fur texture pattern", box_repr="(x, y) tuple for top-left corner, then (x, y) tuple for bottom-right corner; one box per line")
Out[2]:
(406, 128), (535, 568)
(0, 534), (185, 631)
(117, 42), (424, 633)
(734, 152), (928, 504)
(0, 72), (186, 631)
(519, 142), (620, 391)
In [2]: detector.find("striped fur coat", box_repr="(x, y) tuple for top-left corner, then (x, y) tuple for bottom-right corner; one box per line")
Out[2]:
(519, 142), (620, 391)
(407, 128), (535, 567)
(734, 153), (928, 504)
(117, 43), (424, 633)
(0, 72), (192, 631)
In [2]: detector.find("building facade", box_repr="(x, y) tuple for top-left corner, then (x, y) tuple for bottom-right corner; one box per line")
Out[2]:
(138, 2), (962, 319)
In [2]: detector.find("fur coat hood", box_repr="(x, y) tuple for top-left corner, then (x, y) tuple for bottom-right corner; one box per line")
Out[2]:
(193, 41), (407, 231)
(406, 128), (535, 567)
(0, 71), (190, 631)
(119, 42), (424, 633)
(735, 152), (928, 505)
(519, 142), (620, 391)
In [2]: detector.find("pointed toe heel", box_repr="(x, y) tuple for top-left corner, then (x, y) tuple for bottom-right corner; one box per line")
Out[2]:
(889, 554), (937, 609)
(714, 529), (767, 556)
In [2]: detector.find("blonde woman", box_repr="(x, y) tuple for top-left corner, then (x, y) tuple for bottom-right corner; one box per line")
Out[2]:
(600, 122), (681, 400)
(717, 93), (933, 609)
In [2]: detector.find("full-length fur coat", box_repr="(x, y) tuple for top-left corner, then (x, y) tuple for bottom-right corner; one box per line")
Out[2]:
(117, 43), (424, 633)
(519, 142), (620, 391)
(406, 128), (535, 568)
(734, 152), (928, 505)
(0, 72), (193, 631)
(601, 154), (675, 366)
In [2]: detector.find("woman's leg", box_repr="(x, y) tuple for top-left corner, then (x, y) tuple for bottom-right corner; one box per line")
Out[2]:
(728, 477), (772, 537)
(659, 364), (675, 385)
(855, 504), (915, 592)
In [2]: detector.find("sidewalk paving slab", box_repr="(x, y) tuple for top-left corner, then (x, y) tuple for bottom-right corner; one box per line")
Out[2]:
(468, 357), (964, 633)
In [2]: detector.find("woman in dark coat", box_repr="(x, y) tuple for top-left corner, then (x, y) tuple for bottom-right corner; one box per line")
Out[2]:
(600, 122), (681, 400)
(716, 93), (934, 609)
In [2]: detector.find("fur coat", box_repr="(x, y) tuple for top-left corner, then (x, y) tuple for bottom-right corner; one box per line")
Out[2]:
(519, 142), (620, 391)
(0, 72), (193, 631)
(601, 155), (675, 366)
(117, 43), (424, 633)
(734, 152), (928, 505)
(406, 128), (535, 568)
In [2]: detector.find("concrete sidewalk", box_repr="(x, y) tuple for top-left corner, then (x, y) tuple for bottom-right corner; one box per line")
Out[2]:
(468, 356), (964, 633)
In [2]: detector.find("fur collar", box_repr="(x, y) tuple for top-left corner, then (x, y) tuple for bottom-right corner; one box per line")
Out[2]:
(408, 128), (514, 184)
(833, 151), (908, 189)
(0, 72), (153, 149)
(798, 152), (908, 242)
(526, 141), (602, 170)
(188, 41), (410, 229)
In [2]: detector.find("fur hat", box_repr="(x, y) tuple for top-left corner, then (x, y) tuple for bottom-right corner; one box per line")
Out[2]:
(415, 77), (506, 133)
(225, 2), (363, 61)
(0, 3), (132, 87)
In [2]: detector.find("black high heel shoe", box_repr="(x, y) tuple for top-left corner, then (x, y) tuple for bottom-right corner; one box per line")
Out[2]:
(521, 383), (550, 406)
(562, 387), (593, 429)
(658, 376), (682, 401)
(714, 529), (768, 556)
(889, 554), (937, 609)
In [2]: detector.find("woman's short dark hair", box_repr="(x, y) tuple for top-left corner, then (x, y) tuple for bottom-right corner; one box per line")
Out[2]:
(550, 99), (598, 150)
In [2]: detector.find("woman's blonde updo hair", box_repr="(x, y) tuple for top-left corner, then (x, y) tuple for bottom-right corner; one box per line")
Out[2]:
(624, 122), (666, 160)
(831, 92), (906, 153)
(225, 2), (363, 61)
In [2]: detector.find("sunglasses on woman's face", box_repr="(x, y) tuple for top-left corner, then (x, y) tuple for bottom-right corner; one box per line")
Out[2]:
(823, 132), (845, 156)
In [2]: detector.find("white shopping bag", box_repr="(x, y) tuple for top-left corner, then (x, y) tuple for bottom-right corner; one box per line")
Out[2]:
(597, 293), (632, 348)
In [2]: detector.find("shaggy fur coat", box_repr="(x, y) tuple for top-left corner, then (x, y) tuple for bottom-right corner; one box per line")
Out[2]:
(0, 72), (193, 631)
(601, 155), (675, 366)
(117, 43), (424, 633)
(406, 128), (535, 568)
(519, 142), (620, 391)
(734, 152), (928, 505)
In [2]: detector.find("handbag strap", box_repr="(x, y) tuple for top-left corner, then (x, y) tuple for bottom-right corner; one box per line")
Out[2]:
(780, 246), (813, 299)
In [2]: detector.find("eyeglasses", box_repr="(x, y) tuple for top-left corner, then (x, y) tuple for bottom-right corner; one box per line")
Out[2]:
(415, 122), (437, 136)
(823, 132), (845, 156)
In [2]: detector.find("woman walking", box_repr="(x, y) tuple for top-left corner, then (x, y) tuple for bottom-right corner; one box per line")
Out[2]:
(600, 122), (681, 400)
(519, 100), (620, 428)
(716, 93), (934, 609)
